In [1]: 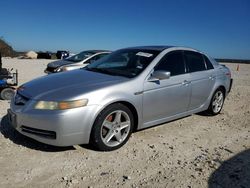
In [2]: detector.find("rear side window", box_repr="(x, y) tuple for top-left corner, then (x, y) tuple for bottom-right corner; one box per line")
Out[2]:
(203, 55), (214, 70)
(155, 51), (186, 76)
(94, 53), (109, 61)
(85, 53), (109, 64)
(185, 51), (206, 72)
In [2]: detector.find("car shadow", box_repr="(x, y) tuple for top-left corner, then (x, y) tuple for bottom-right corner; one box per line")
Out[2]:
(208, 149), (250, 188)
(0, 115), (75, 152)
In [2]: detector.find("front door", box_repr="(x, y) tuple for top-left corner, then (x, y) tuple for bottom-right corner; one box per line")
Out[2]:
(143, 51), (191, 125)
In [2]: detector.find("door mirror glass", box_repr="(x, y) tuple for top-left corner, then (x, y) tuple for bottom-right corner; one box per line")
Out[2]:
(149, 70), (170, 81)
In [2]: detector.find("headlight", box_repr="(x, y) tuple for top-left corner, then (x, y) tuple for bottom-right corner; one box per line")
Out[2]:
(57, 67), (70, 72)
(62, 67), (69, 71)
(56, 67), (63, 72)
(34, 99), (88, 110)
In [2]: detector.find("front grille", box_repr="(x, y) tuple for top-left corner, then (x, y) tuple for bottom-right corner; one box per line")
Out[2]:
(14, 93), (29, 105)
(21, 126), (56, 139)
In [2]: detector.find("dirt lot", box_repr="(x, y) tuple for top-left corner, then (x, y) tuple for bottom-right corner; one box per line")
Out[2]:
(0, 59), (249, 188)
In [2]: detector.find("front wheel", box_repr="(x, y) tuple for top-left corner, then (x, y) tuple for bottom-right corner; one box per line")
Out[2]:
(206, 88), (225, 115)
(90, 103), (134, 151)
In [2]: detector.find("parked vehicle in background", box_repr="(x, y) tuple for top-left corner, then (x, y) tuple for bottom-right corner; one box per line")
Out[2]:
(0, 52), (2, 69)
(37, 52), (52, 59)
(0, 68), (18, 100)
(44, 50), (111, 73)
(9, 46), (233, 151)
(56, 50), (69, 59)
(0, 52), (18, 100)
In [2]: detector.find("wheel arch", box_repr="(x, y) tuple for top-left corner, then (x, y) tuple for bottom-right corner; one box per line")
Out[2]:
(216, 85), (226, 96)
(88, 100), (139, 150)
(114, 101), (139, 132)
(92, 100), (139, 133)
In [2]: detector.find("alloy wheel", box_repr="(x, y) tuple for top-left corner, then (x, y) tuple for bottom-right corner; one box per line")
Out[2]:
(101, 110), (131, 147)
(212, 90), (224, 113)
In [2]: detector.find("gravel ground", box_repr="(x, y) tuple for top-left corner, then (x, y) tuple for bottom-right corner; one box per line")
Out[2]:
(0, 59), (249, 188)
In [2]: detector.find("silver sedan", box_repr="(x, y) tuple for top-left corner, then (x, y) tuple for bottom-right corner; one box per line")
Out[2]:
(8, 46), (233, 151)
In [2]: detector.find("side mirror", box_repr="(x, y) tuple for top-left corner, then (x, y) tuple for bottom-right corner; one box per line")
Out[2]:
(148, 70), (170, 81)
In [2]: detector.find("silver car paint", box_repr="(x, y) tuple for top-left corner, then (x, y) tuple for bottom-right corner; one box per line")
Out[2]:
(10, 47), (232, 146)
(47, 52), (111, 73)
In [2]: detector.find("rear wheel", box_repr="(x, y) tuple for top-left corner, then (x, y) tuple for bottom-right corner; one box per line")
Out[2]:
(0, 88), (15, 100)
(207, 88), (225, 115)
(90, 103), (134, 151)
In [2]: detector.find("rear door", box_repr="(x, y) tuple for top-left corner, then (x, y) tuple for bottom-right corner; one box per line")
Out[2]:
(143, 50), (191, 123)
(184, 51), (216, 110)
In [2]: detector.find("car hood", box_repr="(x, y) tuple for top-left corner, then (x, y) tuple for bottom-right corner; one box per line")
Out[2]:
(48, 59), (81, 68)
(19, 70), (128, 101)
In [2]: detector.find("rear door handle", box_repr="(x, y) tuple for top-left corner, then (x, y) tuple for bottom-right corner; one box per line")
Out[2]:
(182, 80), (191, 85)
(209, 76), (215, 80)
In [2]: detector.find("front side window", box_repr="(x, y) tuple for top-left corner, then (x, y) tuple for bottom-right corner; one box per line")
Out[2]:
(93, 53), (109, 61)
(86, 49), (160, 78)
(155, 51), (186, 76)
(185, 51), (206, 72)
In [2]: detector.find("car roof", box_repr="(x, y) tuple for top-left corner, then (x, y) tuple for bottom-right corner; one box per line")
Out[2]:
(125, 46), (174, 52)
(84, 50), (111, 53)
(123, 46), (204, 53)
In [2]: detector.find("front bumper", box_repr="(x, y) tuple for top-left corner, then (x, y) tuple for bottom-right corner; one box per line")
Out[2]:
(44, 69), (53, 74)
(9, 102), (102, 146)
(44, 66), (59, 74)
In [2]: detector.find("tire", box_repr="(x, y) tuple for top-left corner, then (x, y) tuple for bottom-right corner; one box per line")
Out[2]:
(0, 88), (15, 100)
(206, 88), (225, 115)
(90, 103), (134, 151)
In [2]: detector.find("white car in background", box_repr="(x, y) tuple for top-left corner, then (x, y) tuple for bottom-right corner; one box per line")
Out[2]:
(45, 50), (111, 73)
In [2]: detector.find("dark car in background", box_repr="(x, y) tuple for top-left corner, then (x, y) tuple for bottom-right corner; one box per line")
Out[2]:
(37, 52), (52, 59)
(56, 50), (69, 59)
(45, 50), (111, 73)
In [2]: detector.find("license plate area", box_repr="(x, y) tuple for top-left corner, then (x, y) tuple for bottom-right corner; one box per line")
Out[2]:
(7, 109), (17, 128)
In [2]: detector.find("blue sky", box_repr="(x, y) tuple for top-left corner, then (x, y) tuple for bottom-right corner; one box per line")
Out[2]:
(0, 0), (250, 59)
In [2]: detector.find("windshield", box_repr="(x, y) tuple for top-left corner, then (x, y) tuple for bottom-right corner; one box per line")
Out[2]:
(66, 51), (95, 62)
(85, 49), (160, 78)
